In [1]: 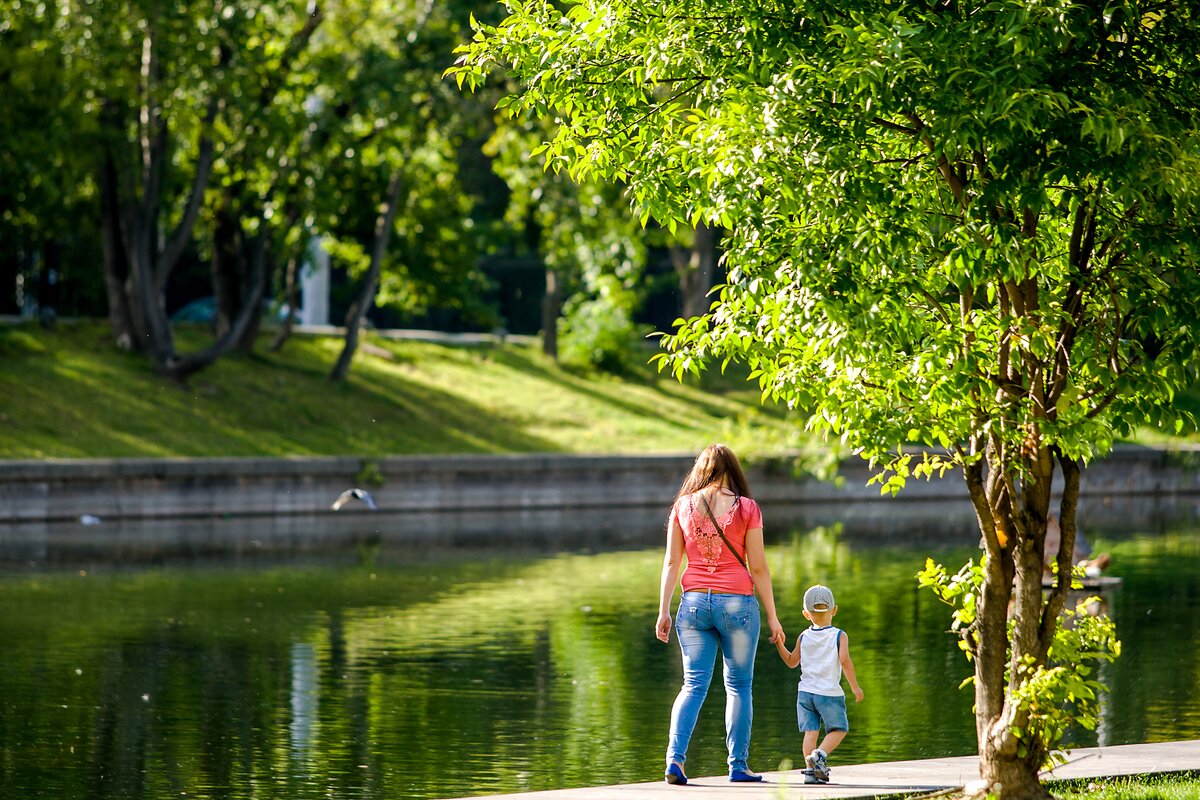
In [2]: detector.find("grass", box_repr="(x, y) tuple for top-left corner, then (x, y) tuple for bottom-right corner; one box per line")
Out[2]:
(4, 319), (1192, 462)
(880, 773), (1200, 800)
(0, 319), (799, 459)
(1047, 773), (1200, 800)
(874, 773), (1200, 800)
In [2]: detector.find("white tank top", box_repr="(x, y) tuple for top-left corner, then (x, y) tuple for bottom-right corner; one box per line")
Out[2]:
(797, 626), (844, 697)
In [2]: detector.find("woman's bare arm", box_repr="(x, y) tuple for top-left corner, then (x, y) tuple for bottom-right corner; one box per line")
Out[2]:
(655, 516), (685, 642)
(745, 526), (784, 644)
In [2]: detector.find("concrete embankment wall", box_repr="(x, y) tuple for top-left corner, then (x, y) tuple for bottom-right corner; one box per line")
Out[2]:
(3, 445), (1200, 524)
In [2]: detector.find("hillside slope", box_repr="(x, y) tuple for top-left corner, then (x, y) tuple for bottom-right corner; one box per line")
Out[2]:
(0, 321), (797, 459)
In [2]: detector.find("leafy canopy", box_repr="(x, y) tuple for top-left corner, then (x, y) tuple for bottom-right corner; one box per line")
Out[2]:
(451, 0), (1200, 483)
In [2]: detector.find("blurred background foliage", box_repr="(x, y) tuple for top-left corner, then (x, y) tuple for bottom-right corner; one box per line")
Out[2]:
(0, 0), (723, 380)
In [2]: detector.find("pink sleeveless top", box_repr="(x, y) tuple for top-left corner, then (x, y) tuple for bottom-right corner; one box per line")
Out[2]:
(669, 493), (763, 595)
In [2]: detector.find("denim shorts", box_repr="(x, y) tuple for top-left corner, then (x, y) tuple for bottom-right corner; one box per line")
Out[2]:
(797, 690), (849, 733)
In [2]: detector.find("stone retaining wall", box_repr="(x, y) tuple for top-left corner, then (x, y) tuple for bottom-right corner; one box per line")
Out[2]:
(2, 445), (1199, 523)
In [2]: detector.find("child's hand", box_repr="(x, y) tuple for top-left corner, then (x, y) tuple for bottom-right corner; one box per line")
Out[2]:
(852, 686), (864, 702)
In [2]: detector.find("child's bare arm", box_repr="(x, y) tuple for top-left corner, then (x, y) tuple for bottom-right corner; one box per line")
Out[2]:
(775, 634), (801, 668)
(839, 633), (864, 702)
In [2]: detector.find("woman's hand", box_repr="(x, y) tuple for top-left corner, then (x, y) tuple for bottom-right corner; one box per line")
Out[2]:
(655, 612), (673, 642)
(767, 616), (785, 644)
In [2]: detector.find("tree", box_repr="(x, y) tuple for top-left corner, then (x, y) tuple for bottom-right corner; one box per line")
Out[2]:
(1, 0), (506, 382)
(451, 2), (1200, 797)
(85, 0), (228, 367)
(62, 0), (327, 376)
(202, 0), (325, 355)
(0, 0), (315, 368)
(0, 1), (103, 321)
(311, 0), (497, 380)
(487, 117), (647, 366)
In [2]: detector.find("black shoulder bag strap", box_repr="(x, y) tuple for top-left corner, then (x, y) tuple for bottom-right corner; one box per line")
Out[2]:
(699, 494), (751, 575)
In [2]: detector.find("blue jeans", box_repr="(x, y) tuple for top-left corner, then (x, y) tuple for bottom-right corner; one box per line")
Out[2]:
(667, 591), (761, 773)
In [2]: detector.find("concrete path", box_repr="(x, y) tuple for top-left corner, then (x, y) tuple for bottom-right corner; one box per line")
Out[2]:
(443, 740), (1200, 800)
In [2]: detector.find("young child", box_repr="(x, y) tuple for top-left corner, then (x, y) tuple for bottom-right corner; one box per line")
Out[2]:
(775, 584), (864, 785)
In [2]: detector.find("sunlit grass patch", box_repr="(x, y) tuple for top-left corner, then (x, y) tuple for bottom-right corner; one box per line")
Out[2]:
(1051, 772), (1200, 800)
(0, 320), (796, 459)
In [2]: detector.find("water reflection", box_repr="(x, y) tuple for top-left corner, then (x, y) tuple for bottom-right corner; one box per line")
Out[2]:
(1, 497), (1198, 799)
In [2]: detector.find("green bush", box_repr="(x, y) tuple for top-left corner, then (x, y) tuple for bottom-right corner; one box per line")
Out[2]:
(917, 558), (1121, 770)
(558, 294), (648, 374)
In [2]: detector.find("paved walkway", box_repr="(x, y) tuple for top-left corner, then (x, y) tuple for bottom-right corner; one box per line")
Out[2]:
(442, 740), (1200, 800)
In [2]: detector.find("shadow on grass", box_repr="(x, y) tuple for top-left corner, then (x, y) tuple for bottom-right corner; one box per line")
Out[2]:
(341, 370), (567, 454)
(479, 345), (753, 425)
(1, 326), (565, 457)
(0, 323), (788, 458)
(244, 342), (569, 454)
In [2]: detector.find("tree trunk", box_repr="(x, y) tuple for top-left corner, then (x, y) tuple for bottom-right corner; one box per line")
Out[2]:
(979, 755), (1053, 800)
(968, 440), (1072, 800)
(211, 183), (276, 355)
(330, 170), (403, 382)
(98, 155), (136, 351)
(236, 245), (268, 353)
(670, 222), (718, 319)
(267, 196), (305, 352)
(541, 267), (561, 360)
(212, 206), (244, 340)
(164, 226), (269, 382)
(270, 253), (300, 352)
(125, 210), (176, 369)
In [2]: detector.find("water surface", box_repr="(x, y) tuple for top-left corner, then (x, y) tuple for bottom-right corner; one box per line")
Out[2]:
(2, 498), (1199, 799)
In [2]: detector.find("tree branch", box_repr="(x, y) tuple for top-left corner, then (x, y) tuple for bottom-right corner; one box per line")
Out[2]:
(258, 5), (325, 108)
(904, 112), (969, 209)
(916, 284), (955, 327)
(595, 80), (704, 143)
(156, 94), (220, 290)
(872, 155), (924, 167)
(872, 116), (919, 135)
(964, 452), (1000, 556)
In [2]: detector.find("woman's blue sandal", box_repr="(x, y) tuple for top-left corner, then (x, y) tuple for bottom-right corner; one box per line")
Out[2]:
(729, 769), (763, 782)
(666, 762), (688, 785)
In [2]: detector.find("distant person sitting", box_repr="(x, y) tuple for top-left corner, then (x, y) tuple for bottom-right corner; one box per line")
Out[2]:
(1044, 513), (1111, 578)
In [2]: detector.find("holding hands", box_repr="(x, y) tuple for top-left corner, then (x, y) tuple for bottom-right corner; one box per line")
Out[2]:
(655, 613), (784, 646)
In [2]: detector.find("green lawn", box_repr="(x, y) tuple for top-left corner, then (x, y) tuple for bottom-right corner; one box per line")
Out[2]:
(0, 320), (798, 459)
(1051, 773), (1200, 800)
(875, 773), (1200, 800)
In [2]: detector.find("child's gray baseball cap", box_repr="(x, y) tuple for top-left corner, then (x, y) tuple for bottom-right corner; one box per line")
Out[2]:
(804, 584), (835, 613)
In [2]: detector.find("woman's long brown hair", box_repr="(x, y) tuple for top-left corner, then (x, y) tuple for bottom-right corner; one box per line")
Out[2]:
(674, 443), (752, 503)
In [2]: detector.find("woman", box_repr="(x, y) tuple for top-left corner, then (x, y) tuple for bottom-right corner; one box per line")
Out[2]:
(655, 443), (785, 785)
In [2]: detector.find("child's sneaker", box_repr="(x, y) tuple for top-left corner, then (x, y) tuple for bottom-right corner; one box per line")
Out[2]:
(807, 749), (830, 783)
(802, 768), (827, 785)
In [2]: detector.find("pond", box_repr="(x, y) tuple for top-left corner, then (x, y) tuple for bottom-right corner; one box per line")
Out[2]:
(2, 496), (1199, 800)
